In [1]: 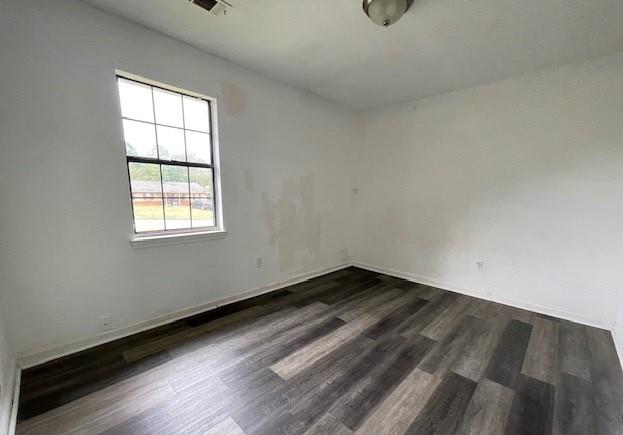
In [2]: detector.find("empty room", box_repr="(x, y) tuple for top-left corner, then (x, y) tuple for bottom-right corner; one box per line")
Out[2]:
(1, 0), (623, 434)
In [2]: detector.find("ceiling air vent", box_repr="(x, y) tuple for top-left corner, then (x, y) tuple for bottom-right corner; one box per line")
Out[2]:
(190, 0), (232, 16)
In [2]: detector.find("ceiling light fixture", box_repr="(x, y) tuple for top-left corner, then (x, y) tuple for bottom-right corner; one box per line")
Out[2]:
(362, 0), (412, 27)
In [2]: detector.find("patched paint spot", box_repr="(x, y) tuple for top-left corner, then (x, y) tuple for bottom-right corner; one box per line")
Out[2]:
(261, 173), (322, 273)
(220, 81), (247, 118)
(262, 192), (278, 246)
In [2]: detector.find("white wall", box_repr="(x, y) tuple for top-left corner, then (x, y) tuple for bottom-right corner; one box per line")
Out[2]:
(0, 0), (357, 361)
(353, 53), (623, 328)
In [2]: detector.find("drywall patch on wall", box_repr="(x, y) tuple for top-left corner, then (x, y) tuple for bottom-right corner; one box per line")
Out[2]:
(220, 81), (247, 118)
(299, 172), (322, 263)
(262, 173), (322, 273)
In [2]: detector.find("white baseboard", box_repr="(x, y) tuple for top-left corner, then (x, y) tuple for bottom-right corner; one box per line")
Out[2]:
(16, 259), (616, 370)
(18, 263), (351, 369)
(352, 260), (613, 330)
(7, 366), (20, 435)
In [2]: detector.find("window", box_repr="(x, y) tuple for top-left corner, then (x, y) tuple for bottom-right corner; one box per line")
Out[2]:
(116, 73), (222, 238)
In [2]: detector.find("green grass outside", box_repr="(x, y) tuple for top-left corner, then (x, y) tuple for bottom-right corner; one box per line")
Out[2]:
(134, 204), (214, 220)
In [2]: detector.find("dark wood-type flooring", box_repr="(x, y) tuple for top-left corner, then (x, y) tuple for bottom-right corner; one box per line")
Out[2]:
(17, 267), (623, 434)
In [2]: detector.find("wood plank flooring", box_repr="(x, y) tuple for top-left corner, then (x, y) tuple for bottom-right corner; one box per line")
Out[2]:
(17, 267), (623, 435)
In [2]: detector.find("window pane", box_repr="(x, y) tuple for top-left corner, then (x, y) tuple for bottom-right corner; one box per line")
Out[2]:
(183, 96), (210, 132)
(118, 78), (154, 123)
(189, 167), (215, 228)
(128, 162), (162, 197)
(132, 197), (164, 232)
(156, 126), (185, 161)
(164, 199), (191, 230)
(153, 88), (183, 128)
(162, 163), (191, 230)
(161, 165), (189, 197)
(191, 200), (215, 228)
(186, 131), (211, 164)
(122, 120), (157, 158)
(189, 167), (213, 197)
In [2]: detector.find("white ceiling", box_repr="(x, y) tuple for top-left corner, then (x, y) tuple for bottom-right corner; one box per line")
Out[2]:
(83, 0), (623, 110)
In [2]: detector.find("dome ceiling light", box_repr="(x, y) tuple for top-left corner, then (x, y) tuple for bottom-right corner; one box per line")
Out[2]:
(362, 0), (413, 27)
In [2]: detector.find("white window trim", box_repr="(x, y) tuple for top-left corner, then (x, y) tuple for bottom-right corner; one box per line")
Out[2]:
(115, 70), (226, 247)
(130, 229), (228, 248)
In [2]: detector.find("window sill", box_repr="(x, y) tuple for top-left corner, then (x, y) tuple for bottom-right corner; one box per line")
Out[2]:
(130, 229), (227, 248)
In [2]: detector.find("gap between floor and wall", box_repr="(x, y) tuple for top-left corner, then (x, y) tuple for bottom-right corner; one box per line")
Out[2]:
(612, 324), (623, 375)
(3, 361), (20, 435)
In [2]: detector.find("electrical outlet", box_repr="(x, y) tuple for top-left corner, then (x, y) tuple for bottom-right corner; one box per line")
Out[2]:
(99, 316), (112, 331)
(256, 257), (263, 268)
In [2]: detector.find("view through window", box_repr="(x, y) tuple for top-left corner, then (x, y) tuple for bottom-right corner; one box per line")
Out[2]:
(116, 75), (218, 234)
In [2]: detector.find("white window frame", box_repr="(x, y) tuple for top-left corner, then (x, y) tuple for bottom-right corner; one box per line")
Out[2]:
(115, 70), (226, 247)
